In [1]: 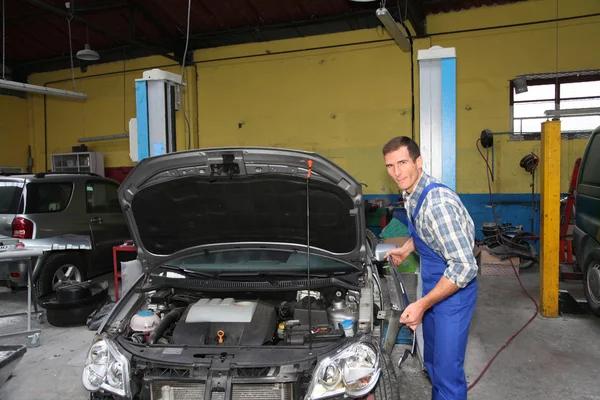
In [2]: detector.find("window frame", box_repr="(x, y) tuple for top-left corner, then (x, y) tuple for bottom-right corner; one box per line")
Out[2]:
(23, 181), (74, 214)
(85, 180), (121, 214)
(510, 74), (600, 136)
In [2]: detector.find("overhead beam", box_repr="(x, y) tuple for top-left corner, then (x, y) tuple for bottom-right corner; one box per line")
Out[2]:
(21, 0), (182, 63)
(13, 46), (165, 77)
(129, 0), (174, 39)
(397, 0), (426, 36)
(8, 2), (127, 25)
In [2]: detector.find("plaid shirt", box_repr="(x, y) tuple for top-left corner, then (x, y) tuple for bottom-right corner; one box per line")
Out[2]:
(403, 172), (478, 288)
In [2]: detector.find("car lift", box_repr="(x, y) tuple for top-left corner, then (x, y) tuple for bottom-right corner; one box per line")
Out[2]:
(559, 157), (582, 280)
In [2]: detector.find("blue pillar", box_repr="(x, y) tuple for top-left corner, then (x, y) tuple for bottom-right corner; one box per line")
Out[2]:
(135, 80), (149, 161)
(418, 46), (457, 191)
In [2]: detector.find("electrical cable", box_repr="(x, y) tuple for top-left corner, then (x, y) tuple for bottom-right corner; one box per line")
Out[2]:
(2, 0), (5, 80)
(179, 0), (193, 150)
(396, 0), (416, 140)
(66, 15), (76, 91)
(476, 138), (494, 182)
(467, 139), (540, 391)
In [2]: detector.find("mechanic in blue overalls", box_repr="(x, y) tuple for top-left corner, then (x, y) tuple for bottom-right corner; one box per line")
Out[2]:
(383, 136), (478, 400)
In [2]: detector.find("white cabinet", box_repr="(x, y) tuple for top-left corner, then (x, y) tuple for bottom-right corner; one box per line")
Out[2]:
(51, 152), (105, 176)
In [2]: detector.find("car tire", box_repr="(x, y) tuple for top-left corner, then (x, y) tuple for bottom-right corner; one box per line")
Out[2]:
(371, 352), (400, 399)
(582, 250), (600, 317)
(35, 252), (86, 298)
(366, 229), (379, 250)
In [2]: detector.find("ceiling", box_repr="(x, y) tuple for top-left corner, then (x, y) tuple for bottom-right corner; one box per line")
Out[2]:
(2, 0), (525, 80)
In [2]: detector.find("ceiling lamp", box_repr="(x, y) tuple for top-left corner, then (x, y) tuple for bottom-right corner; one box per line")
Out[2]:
(76, 25), (100, 61)
(77, 43), (100, 61)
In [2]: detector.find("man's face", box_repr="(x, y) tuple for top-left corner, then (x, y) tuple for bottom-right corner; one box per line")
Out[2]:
(384, 146), (423, 193)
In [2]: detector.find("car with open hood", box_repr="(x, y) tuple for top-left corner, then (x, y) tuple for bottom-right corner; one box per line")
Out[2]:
(82, 147), (410, 400)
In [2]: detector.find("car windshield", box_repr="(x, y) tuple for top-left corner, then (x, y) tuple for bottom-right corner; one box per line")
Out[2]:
(0, 181), (24, 214)
(163, 249), (357, 274)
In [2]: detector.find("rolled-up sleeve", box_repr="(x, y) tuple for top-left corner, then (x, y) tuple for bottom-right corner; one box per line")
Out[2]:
(424, 198), (478, 288)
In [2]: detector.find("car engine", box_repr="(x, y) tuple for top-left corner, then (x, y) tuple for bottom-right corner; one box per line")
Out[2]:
(124, 286), (373, 347)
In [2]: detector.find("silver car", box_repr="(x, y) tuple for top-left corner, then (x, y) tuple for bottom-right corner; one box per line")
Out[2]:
(0, 172), (131, 296)
(82, 148), (409, 400)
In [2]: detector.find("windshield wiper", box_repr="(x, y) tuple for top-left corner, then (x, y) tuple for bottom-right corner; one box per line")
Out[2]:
(217, 271), (330, 278)
(160, 265), (220, 279)
(160, 265), (338, 279)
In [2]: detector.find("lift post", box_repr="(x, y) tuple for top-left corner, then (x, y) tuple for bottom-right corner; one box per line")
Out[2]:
(540, 120), (561, 317)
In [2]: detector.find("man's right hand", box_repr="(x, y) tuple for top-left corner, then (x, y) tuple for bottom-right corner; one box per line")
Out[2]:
(384, 238), (415, 266)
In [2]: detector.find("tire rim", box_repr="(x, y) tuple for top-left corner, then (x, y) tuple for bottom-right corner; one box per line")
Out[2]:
(587, 263), (600, 305)
(52, 264), (82, 290)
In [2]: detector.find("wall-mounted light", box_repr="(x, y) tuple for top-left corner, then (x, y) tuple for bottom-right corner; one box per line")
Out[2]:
(376, 7), (411, 51)
(513, 76), (528, 94)
(0, 79), (87, 100)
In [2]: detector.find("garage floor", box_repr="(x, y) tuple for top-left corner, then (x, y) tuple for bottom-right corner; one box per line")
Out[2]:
(0, 269), (599, 400)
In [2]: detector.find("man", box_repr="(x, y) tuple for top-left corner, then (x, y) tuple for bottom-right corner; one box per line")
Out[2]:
(383, 136), (478, 400)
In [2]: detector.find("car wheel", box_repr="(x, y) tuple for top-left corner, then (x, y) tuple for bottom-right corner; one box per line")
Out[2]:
(35, 253), (86, 298)
(371, 352), (399, 399)
(583, 250), (600, 317)
(366, 229), (379, 250)
(518, 258), (538, 270)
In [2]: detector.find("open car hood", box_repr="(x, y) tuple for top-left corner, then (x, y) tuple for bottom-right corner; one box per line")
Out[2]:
(118, 147), (367, 272)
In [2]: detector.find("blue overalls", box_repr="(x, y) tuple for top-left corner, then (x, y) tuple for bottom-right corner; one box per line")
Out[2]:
(407, 183), (477, 400)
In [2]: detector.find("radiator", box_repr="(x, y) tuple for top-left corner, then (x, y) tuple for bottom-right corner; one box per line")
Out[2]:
(151, 382), (293, 400)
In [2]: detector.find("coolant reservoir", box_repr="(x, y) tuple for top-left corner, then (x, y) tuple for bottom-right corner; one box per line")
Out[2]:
(130, 310), (160, 333)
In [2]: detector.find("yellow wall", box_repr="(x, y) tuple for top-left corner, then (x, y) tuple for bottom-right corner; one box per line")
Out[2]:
(0, 95), (29, 169)
(195, 29), (416, 193)
(6, 0), (599, 194)
(428, 0), (600, 194)
(25, 56), (193, 171)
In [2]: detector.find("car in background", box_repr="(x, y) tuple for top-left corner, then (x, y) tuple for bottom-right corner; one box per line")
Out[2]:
(574, 125), (600, 317)
(81, 147), (408, 400)
(0, 172), (131, 296)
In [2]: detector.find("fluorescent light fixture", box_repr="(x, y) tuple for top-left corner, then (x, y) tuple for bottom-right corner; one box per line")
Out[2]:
(544, 107), (600, 118)
(0, 79), (87, 100)
(376, 7), (411, 51)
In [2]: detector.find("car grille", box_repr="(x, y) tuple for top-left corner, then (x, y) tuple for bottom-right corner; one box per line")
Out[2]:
(151, 382), (293, 400)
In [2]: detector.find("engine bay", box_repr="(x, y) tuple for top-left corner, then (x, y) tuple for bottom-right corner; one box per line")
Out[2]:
(123, 285), (375, 347)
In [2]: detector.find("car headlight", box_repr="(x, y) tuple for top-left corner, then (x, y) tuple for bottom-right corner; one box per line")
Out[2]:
(82, 336), (130, 397)
(306, 339), (381, 399)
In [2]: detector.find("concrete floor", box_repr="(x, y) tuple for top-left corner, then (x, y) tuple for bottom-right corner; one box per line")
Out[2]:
(0, 269), (599, 400)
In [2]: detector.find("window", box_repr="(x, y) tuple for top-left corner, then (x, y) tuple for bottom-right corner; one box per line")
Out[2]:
(25, 182), (73, 213)
(511, 75), (600, 135)
(580, 133), (600, 187)
(0, 181), (24, 214)
(86, 181), (121, 213)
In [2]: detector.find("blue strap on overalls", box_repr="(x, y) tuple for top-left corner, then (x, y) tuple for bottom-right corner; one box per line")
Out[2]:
(407, 182), (477, 400)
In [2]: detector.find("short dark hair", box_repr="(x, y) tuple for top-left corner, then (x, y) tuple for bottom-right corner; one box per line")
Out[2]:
(382, 136), (420, 161)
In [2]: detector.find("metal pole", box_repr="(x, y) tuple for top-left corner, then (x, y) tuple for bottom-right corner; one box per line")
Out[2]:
(27, 259), (31, 333)
(540, 120), (561, 317)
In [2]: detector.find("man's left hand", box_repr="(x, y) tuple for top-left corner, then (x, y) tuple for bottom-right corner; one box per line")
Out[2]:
(400, 301), (428, 331)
